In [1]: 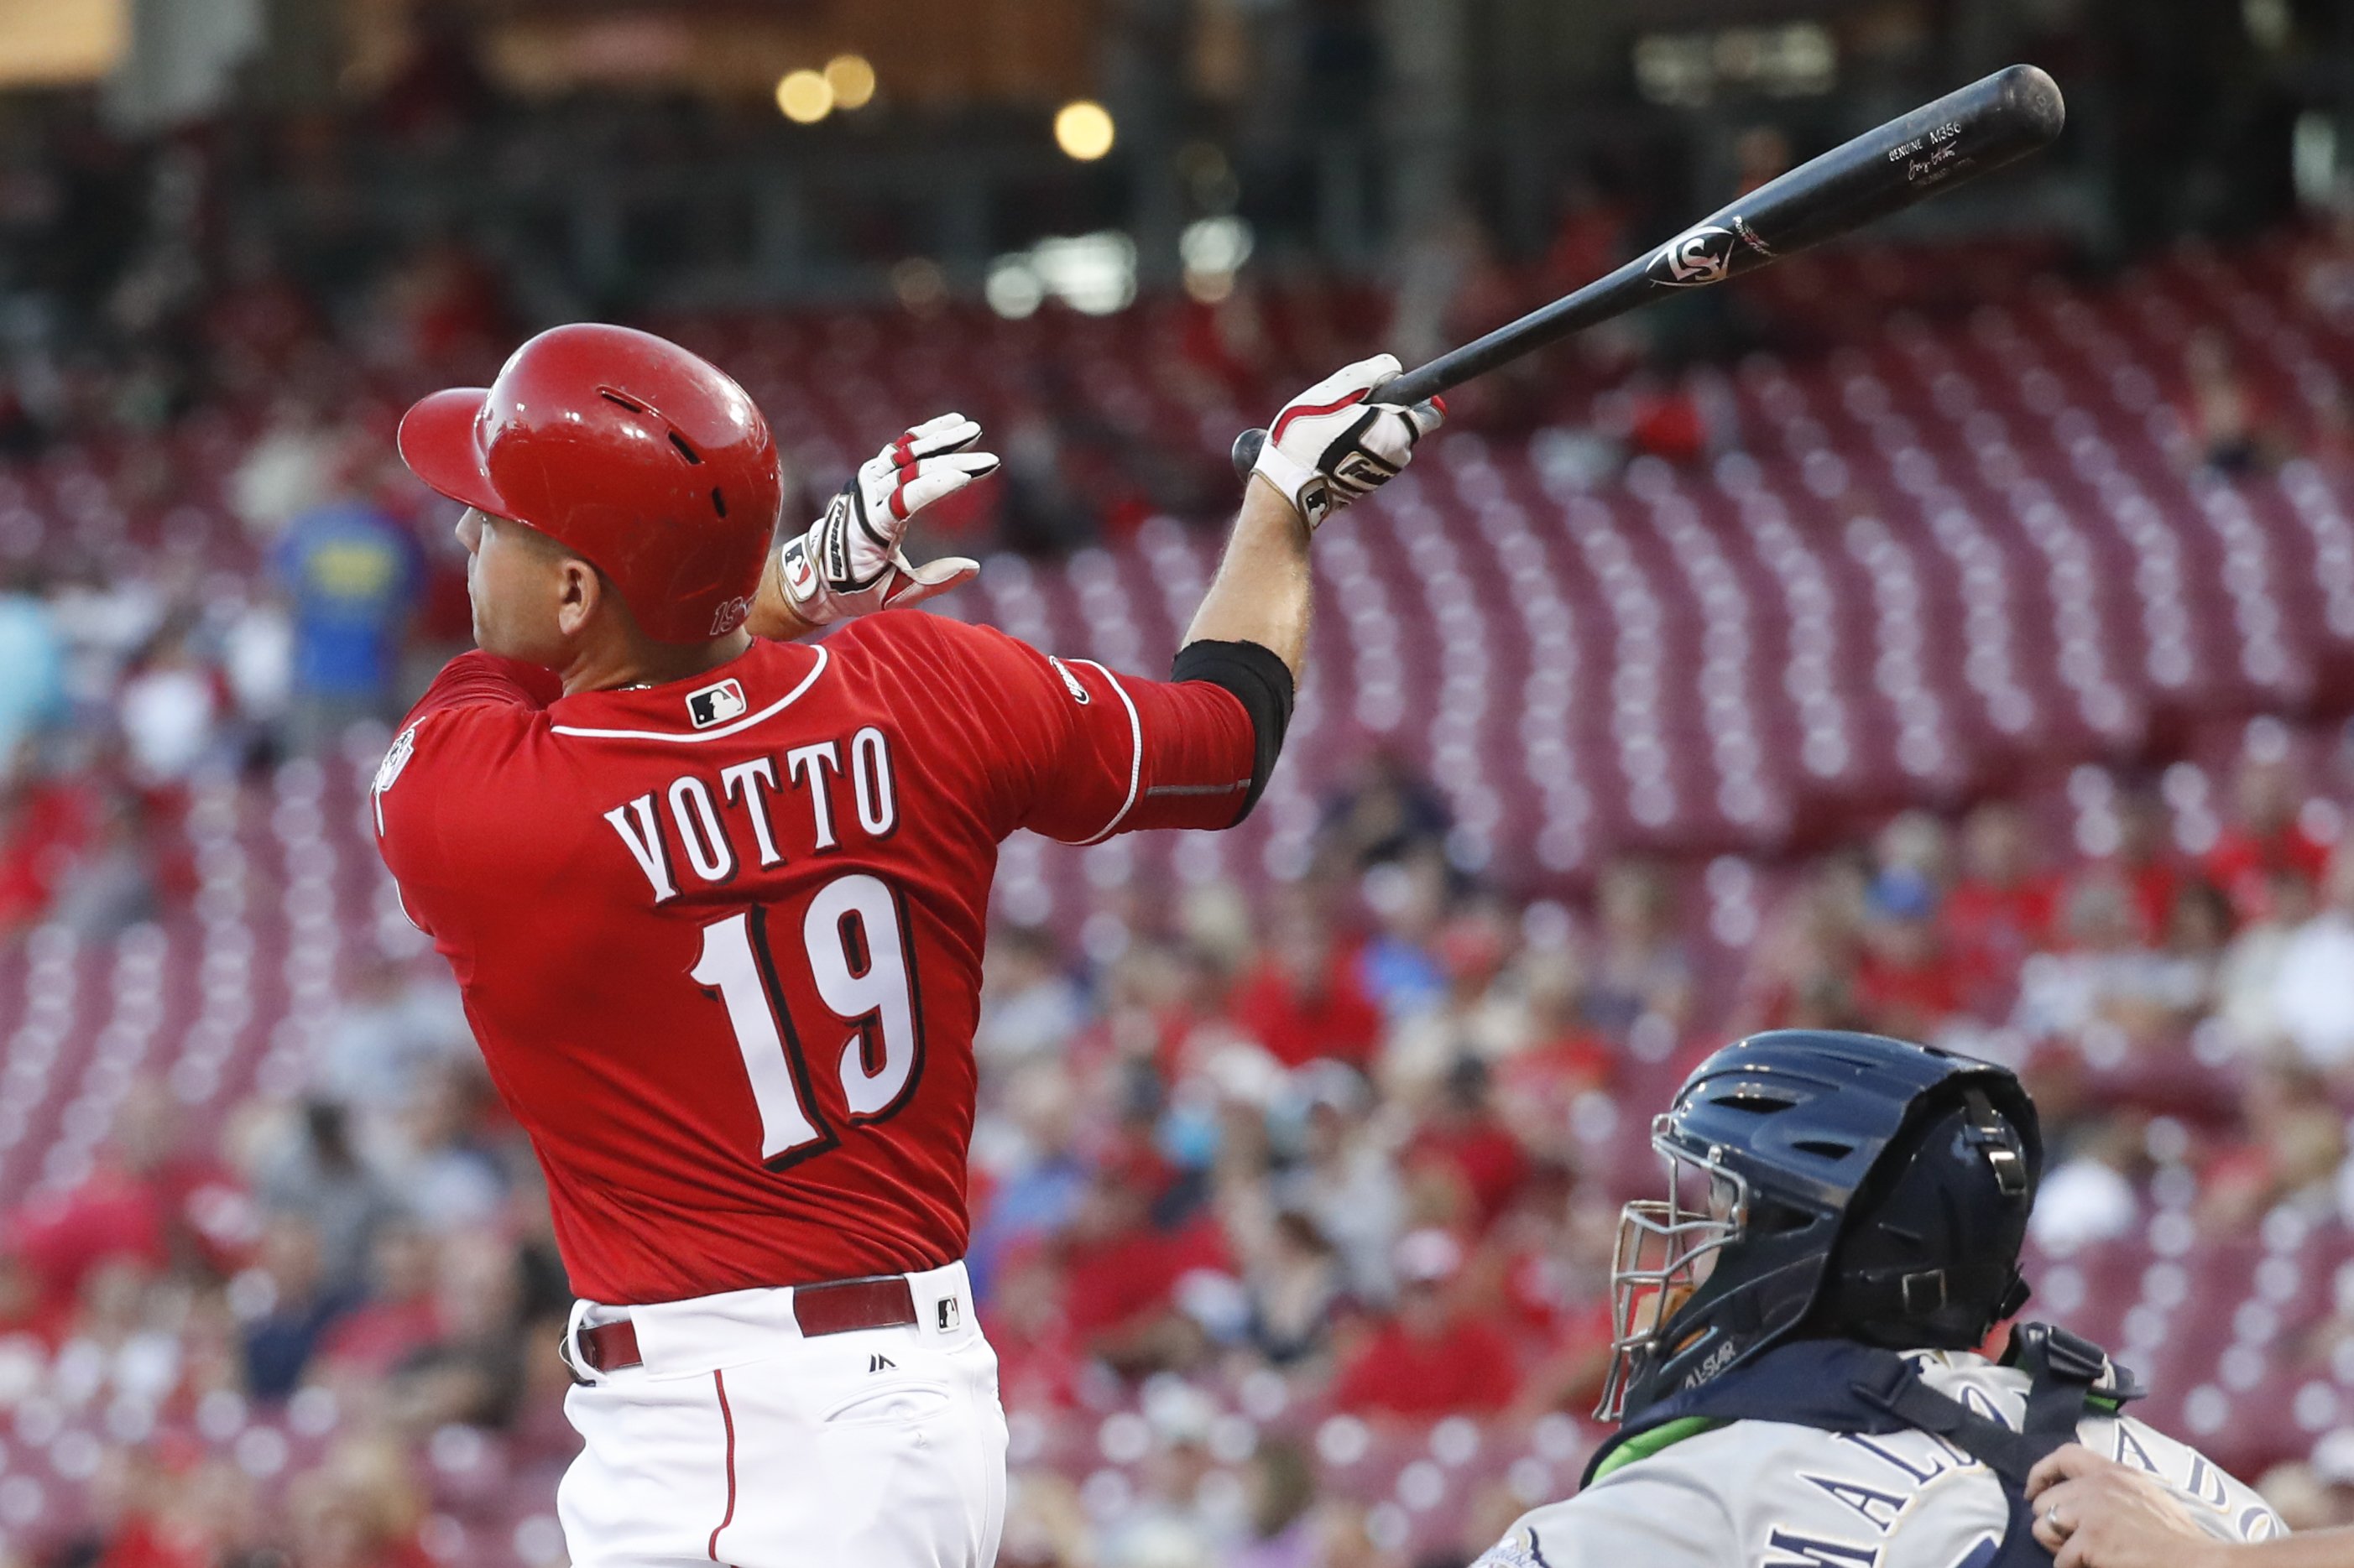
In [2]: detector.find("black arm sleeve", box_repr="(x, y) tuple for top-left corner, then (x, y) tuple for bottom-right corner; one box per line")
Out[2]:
(1170, 638), (1295, 821)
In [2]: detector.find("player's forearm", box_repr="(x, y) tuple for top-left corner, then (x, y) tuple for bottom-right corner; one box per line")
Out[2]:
(1181, 477), (1314, 680)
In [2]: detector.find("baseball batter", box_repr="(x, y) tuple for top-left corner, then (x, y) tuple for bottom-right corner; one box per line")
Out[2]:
(1473, 1030), (2282, 1568)
(372, 321), (1439, 1567)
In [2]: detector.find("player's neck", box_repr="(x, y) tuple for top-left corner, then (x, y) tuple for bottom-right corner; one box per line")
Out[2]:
(559, 628), (755, 696)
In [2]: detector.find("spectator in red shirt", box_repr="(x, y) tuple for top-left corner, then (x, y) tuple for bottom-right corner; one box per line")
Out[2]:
(1944, 800), (2059, 1008)
(1056, 1159), (1229, 1376)
(1403, 1058), (1532, 1233)
(316, 1219), (443, 1380)
(1230, 900), (1384, 1070)
(2205, 750), (2333, 921)
(1852, 868), (1967, 1042)
(985, 1242), (1086, 1413)
(1330, 1229), (1519, 1420)
(1499, 954), (1615, 1159)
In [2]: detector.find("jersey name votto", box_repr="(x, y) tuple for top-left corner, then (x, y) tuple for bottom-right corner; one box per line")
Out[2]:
(602, 725), (900, 904)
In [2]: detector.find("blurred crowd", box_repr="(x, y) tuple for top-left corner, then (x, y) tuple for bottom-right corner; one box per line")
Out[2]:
(1, 712), (2351, 1568)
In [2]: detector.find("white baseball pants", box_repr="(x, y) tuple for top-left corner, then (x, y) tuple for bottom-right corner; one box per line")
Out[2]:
(556, 1261), (1008, 1568)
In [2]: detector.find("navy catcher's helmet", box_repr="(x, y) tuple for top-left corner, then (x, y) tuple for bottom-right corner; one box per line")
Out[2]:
(1600, 1029), (2039, 1423)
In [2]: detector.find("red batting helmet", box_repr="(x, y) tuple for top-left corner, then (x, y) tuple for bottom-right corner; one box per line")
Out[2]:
(398, 323), (782, 643)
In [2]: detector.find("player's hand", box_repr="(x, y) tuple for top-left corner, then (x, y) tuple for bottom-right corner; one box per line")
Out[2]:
(1251, 354), (1444, 530)
(779, 413), (995, 625)
(2028, 1446), (2226, 1568)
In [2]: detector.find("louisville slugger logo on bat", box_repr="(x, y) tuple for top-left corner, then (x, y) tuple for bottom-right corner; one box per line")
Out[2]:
(1648, 216), (1776, 289)
(1649, 225), (1739, 287)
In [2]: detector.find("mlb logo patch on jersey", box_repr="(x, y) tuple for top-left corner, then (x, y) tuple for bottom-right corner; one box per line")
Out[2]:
(686, 678), (749, 729)
(937, 1295), (962, 1332)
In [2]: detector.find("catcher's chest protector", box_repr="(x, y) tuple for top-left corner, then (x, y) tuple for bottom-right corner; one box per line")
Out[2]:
(1582, 1326), (2127, 1566)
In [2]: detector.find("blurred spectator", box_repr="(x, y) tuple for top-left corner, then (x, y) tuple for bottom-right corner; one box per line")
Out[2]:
(1318, 754), (1452, 872)
(968, 1061), (1090, 1295)
(1401, 1059), (1530, 1233)
(1231, 899), (1383, 1071)
(255, 1101), (397, 1291)
(2198, 1065), (2346, 1234)
(2273, 843), (2354, 1072)
(1329, 1229), (1516, 1420)
(1380, 898), (1519, 1102)
(988, 1242), (1086, 1415)
(2215, 866), (2318, 1050)
(238, 1213), (352, 1401)
(2029, 1115), (2145, 1251)
(2106, 780), (2186, 944)
(1944, 800), (2058, 1007)
(1232, 1438), (1320, 1568)
(0, 769), (93, 929)
(282, 1433), (432, 1568)
(9, 1081), (248, 1310)
(1851, 867), (1965, 1043)
(312, 954), (472, 1120)
(384, 1227), (527, 1432)
(1271, 1067), (1403, 1299)
(231, 402), (348, 537)
(2182, 331), (2280, 474)
(116, 617), (225, 787)
(1584, 860), (1692, 1034)
(1056, 1158), (1228, 1376)
(2012, 870), (2207, 1046)
(1239, 1206), (1349, 1365)
(272, 490), (420, 746)
(316, 1218), (441, 1380)
(2205, 747), (2333, 920)
(1496, 945), (1613, 1159)
(975, 923), (1088, 1069)
(0, 565), (65, 774)
(1355, 849), (1452, 1024)
(385, 1063), (509, 1232)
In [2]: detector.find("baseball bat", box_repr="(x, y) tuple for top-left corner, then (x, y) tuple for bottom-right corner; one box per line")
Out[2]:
(1230, 63), (2065, 477)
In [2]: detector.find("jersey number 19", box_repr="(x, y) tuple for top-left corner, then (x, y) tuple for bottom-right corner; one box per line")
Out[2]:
(690, 873), (924, 1168)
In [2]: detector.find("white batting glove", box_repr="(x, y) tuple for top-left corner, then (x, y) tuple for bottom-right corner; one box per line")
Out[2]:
(1251, 355), (1445, 530)
(780, 413), (995, 625)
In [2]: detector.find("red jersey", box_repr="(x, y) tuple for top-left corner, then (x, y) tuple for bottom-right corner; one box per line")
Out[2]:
(373, 611), (1255, 1304)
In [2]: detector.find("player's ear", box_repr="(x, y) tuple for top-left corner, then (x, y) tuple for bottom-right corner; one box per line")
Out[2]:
(553, 556), (601, 638)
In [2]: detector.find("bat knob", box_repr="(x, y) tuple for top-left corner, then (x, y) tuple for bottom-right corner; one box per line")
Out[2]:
(1231, 427), (1267, 481)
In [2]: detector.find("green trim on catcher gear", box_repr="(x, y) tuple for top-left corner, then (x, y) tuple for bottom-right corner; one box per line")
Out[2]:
(1588, 1416), (1724, 1482)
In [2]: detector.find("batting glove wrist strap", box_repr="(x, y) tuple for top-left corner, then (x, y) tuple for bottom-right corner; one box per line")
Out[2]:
(1252, 355), (1444, 531)
(782, 412), (994, 624)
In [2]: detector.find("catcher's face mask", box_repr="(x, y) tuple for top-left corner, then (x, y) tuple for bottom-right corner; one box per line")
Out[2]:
(1598, 1118), (1750, 1421)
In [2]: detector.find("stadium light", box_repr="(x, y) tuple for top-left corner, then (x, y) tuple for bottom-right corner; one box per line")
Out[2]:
(776, 70), (834, 124)
(825, 55), (877, 111)
(1053, 101), (1115, 162)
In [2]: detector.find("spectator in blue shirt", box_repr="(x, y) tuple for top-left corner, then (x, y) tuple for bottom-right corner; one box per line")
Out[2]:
(272, 497), (419, 748)
(0, 568), (66, 777)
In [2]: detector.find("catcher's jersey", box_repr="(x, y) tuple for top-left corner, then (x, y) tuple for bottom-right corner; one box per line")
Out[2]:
(1478, 1351), (2282, 1568)
(373, 610), (1255, 1304)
